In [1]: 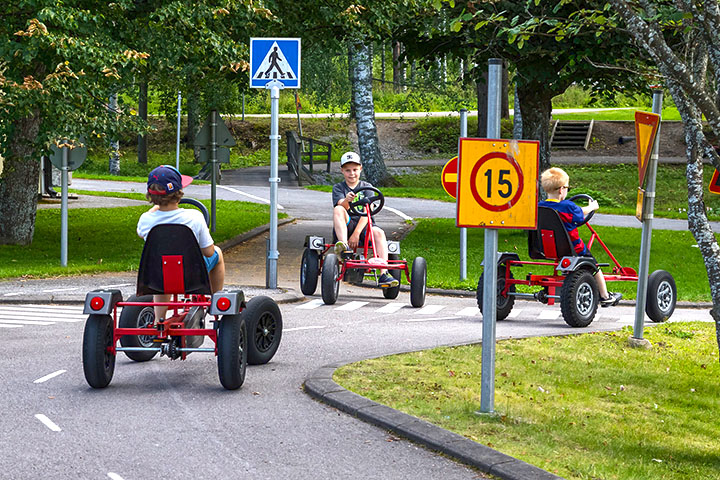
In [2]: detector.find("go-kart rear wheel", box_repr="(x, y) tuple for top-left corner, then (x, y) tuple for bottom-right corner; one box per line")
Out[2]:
(383, 253), (401, 300)
(119, 294), (158, 362)
(300, 248), (320, 296)
(646, 270), (677, 322)
(82, 314), (115, 389)
(242, 295), (283, 365)
(321, 253), (340, 305)
(561, 269), (598, 327)
(476, 265), (515, 320)
(410, 257), (427, 308)
(217, 314), (247, 390)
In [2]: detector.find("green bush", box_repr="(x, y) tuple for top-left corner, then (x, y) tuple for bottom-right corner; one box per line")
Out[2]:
(410, 116), (514, 154)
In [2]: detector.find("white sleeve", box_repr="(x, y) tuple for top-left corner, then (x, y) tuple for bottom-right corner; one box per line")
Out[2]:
(191, 211), (214, 248)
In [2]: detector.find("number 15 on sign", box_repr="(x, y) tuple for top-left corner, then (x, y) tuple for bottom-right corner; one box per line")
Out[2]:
(457, 138), (539, 229)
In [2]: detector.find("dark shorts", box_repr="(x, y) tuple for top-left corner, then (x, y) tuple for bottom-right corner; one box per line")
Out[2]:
(332, 217), (380, 243)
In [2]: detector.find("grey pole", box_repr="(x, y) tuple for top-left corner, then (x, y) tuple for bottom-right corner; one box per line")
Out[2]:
(175, 91), (182, 170)
(210, 109), (218, 233)
(633, 88), (663, 340)
(459, 108), (468, 281)
(266, 80), (283, 289)
(60, 147), (69, 267)
(480, 58), (503, 414)
(242, 93), (246, 122)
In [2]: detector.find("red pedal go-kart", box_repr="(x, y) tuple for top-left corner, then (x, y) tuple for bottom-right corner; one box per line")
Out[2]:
(477, 194), (677, 327)
(299, 186), (427, 307)
(82, 199), (282, 390)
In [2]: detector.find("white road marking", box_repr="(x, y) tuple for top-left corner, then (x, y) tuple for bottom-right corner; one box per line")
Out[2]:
(108, 473), (125, 480)
(377, 303), (406, 314)
(384, 206), (412, 221)
(507, 309), (522, 318)
(404, 316), (457, 322)
(296, 299), (324, 310)
(0, 324), (22, 328)
(34, 370), (67, 384)
(283, 326), (326, 332)
(13, 304), (82, 310)
(0, 314), (83, 323)
(335, 301), (368, 311)
(97, 283), (133, 289)
(217, 185), (284, 210)
(455, 307), (480, 317)
(2, 292), (23, 297)
(415, 305), (445, 315)
(619, 314), (635, 324)
(0, 319), (55, 326)
(41, 287), (79, 293)
(538, 310), (561, 320)
(35, 414), (61, 432)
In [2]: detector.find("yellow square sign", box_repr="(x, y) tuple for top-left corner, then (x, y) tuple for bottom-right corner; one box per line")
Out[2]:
(457, 138), (539, 229)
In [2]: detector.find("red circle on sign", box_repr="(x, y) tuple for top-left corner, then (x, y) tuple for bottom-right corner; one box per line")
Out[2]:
(441, 156), (458, 198)
(469, 152), (524, 212)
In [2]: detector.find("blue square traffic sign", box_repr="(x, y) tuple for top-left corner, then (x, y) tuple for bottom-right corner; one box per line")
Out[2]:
(250, 37), (301, 89)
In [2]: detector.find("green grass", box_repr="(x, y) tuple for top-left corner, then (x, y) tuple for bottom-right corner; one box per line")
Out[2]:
(0, 199), (277, 279)
(553, 107), (681, 121)
(335, 323), (720, 480)
(401, 218), (710, 302)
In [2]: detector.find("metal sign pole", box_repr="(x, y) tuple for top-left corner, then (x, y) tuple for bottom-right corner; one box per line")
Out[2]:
(633, 88), (663, 341)
(266, 80), (283, 289)
(459, 108), (468, 281)
(210, 109), (218, 233)
(60, 147), (69, 267)
(176, 91), (182, 170)
(480, 58), (502, 414)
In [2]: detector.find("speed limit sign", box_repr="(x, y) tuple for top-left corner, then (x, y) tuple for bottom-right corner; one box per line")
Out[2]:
(457, 138), (539, 229)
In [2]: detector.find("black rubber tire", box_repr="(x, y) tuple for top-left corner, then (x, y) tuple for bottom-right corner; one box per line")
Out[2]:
(300, 249), (320, 296)
(383, 253), (401, 300)
(82, 314), (115, 389)
(118, 294), (158, 362)
(242, 296), (283, 365)
(217, 314), (248, 390)
(646, 270), (677, 323)
(321, 253), (340, 305)
(476, 265), (516, 321)
(410, 257), (427, 308)
(561, 269), (599, 327)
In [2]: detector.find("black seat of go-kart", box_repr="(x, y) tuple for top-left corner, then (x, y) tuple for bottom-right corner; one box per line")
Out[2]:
(528, 207), (576, 260)
(136, 224), (212, 296)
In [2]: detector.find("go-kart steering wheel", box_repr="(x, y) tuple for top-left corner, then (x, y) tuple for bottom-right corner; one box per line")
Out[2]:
(568, 193), (595, 226)
(348, 186), (385, 217)
(180, 198), (210, 226)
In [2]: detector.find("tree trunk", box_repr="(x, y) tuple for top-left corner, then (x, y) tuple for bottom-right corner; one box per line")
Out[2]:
(348, 41), (390, 186)
(501, 61), (510, 119)
(517, 82), (553, 171)
(137, 81), (148, 164)
(108, 93), (120, 175)
(476, 69), (488, 137)
(186, 92), (200, 147)
(392, 40), (403, 93)
(0, 112), (41, 245)
(513, 84), (523, 139)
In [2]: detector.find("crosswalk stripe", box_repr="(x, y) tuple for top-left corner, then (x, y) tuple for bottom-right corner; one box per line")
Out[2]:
(284, 326), (326, 332)
(0, 319), (55, 326)
(335, 301), (368, 311)
(416, 305), (445, 315)
(8, 304), (83, 311)
(538, 310), (560, 320)
(296, 299), (324, 310)
(0, 307), (85, 318)
(0, 324), (22, 328)
(0, 314), (83, 323)
(455, 307), (479, 317)
(376, 303), (406, 314)
(508, 308), (522, 318)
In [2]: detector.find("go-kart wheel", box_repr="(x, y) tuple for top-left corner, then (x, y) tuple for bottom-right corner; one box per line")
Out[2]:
(383, 254), (401, 300)
(347, 186), (385, 217)
(561, 269), (599, 327)
(217, 314), (247, 390)
(476, 265), (515, 321)
(300, 248), (320, 296)
(646, 270), (677, 322)
(119, 294), (158, 362)
(82, 314), (115, 389)
(321, 253), (340, 305)
(241, 296), (283, 365)
(410, 257), (427, 308)
(568, 193), (596, 226)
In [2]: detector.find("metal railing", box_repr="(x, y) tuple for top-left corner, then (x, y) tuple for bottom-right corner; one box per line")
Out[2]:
(285, 130), (332, 186)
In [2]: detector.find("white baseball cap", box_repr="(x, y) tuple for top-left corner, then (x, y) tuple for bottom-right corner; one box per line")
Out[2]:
(340, 151), (361, 166)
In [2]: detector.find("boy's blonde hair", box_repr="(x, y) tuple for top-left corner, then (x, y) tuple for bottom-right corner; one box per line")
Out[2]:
(146, 185), (184, 206)
(540, 167), (569, 194)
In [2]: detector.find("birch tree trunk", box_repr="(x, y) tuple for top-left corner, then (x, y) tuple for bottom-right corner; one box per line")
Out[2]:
(348, 41), (390, 186)
(138, 81), (148, 164)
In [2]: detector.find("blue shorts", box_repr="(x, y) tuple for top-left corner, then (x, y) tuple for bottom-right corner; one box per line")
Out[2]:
(204, 248), (219, 271)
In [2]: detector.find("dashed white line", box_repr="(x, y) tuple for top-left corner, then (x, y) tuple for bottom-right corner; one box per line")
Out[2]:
(455, 307), (480, 317)
(507, 309), (522, 318)
(217, 185), (284, 210)
(296, 299), (324, 310)
(108, 472), (125, 480)
(97, 283), (133, 289)
(2, 292), (23, 297)
(335, 301), (368, 311)
(538, 310), (561, 320)
(415, 305), (446, 315)
(404, 316), (457, 322)
(35, 414), (61, 432)
(0, 319), (55, 326)
(384, 206), (412, 221)
(283, 326), (326, 332)
(34, 370), (67, 384)
(377, 303), (406, 314)
(41, 287), (80, 293)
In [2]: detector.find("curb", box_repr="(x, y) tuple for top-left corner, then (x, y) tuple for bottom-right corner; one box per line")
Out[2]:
(304, 363), (564, 480)
(218, 216), (296, 250)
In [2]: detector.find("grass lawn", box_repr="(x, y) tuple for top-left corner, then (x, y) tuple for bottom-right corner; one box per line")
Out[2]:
(0, 199), (277, 279)
(553, 106), (681, 121)
(334, 322), (720, 480)
(308, 164), (720, 221)
(401, 218), (710, 302)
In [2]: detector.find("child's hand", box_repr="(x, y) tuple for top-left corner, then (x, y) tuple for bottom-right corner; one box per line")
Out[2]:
(348, 233), (360, 249)
(588, 199), (599, 212)
(345, 192), (356, 203)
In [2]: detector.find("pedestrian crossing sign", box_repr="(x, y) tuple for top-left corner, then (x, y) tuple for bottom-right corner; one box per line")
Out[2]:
(250, 38), (301, 89)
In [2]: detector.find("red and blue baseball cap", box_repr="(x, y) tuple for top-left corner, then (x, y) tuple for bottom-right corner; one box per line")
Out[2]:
(147, 165), (193, 195)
